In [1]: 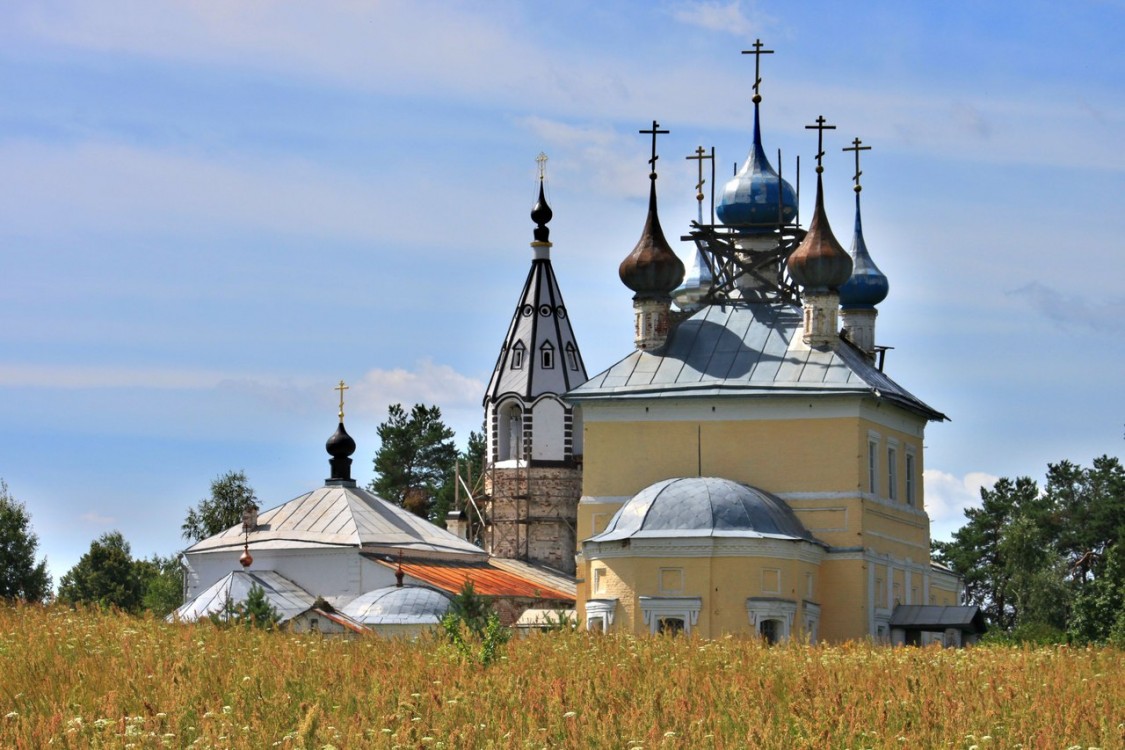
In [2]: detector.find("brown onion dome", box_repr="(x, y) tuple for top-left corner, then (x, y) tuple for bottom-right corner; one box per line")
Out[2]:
(619, 178), (685, 299)
(786, 173), (852, 292)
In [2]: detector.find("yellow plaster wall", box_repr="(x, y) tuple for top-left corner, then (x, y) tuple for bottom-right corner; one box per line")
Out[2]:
(816, 557), (869, 642)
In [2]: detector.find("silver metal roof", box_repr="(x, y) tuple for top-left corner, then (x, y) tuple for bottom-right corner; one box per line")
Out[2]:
(339, 585), (452, 625)
(172, 570), (315, 624)
(568, 302), (945, 421)
(184, 484), (487, 558)
(588, 477), (819, 544)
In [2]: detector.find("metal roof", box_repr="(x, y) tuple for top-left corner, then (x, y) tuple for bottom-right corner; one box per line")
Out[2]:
(588, 477), (820, 544)
(889, 605), (987, 633)
(339, 585), (452, 625)
(568, 302), (945, 421)
(171, 570), (316, 624)
(369, 557), (575, 602)
(185, 484), (487, 559)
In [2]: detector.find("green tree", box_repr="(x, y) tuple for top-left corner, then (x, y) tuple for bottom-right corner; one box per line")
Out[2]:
(57, 531), (144, 612)
(136, 554), (184, 618)
(1046, 456), (1124, 587)
(238, 583), (281, 629)
(182, 470), (258, 543)
(369, 403), (457, 520)
(440, 579), (510, 665)
(0, 480), (51, 603)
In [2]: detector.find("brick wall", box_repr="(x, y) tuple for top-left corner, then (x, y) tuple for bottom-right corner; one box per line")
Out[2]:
(485, 466), (581, 573)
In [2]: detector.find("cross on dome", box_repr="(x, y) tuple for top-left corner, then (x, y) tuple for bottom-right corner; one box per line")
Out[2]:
(843, 137), (872, 193)
(335, 379), (349, 421)
(639, 120), (669, 177)
(741, 39), (774, 103)
(805, 115), (836, 173)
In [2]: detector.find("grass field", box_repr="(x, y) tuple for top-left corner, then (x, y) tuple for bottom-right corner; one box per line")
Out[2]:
(1, 604), (1122, 749)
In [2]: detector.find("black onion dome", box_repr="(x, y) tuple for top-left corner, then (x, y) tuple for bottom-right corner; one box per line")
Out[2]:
(786, 174), (852, 292)
(619, 179), (686, 299)
(531, 181), (553, 243)
(326, 421), (356, 459)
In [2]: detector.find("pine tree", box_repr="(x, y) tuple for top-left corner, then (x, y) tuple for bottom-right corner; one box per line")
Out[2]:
(369, 403), (457, 520)
(0, 480), (51, 603)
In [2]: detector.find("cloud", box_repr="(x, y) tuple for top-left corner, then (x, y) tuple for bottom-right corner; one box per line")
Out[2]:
(1008, 282), (1125, 335)
(0, 364), (231, 390)
(354, 360), (485, 416)
(924, 468), (999, 540)
(671, 1), (763, 38)
(80, 512), (116, 527)
(519, 117), (645, 199)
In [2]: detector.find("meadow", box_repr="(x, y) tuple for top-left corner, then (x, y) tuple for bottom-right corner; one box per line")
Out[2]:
(1, 604), (1121, 749)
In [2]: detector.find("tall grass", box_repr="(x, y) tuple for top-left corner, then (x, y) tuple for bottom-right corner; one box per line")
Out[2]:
(1, 604), (1121, 749)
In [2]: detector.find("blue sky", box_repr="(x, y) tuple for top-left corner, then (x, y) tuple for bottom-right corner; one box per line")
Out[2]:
(1, 1), (1122, 584)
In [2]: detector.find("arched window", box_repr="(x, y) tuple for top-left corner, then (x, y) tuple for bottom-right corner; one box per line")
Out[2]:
(759, 619), (781, 644)
(497, 402), (523, 461)
(565, 342), (579, 370)
(511, 341), (526, 370)
(540, 341), (555, 369)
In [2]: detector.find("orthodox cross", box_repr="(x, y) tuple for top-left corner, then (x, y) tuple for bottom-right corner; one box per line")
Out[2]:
(639, 120), (669, 175)
(685, 146), (712, 203)
(536, 151), (548, 182)
(805, 115), (836, 173)
(741, 39), (774, 103)
(842, 137), (872, 193)
(335, 379), (349, 421)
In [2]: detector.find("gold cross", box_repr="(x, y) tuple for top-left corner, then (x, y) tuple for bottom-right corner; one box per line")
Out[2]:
(741, 39), (774, 103)
(536, 152), (548, 181)
(842, 137), (872, 193)
(335, 379), (349, 421)
(805, 115), (837, 173)
(685, 146), (713, 203)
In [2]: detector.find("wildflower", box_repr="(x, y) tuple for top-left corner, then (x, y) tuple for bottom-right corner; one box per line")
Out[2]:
(563, 711), (577, 718)
(4, 711), (17, 720)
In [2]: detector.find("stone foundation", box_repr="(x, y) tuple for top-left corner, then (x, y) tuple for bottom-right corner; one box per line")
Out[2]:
(484, 465), (581, 574)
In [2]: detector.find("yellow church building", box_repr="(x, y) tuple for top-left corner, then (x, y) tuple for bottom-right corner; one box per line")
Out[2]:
(478, 45), (978, 645)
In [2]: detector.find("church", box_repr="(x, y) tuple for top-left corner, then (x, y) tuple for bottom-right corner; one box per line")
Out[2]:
(474, 43), (980, 645)
(177, 43), (981, 645)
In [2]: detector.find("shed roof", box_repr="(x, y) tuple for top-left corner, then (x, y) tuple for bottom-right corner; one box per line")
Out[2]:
(369, 556), (576, 602)
(889, 605), (987, 633)
(568, 302), (945, 421)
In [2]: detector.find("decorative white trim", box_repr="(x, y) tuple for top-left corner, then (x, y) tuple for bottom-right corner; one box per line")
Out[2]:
(585, 598), (617, 633)
(745, 598), (798, 642)
(639, 596), (702, 634)
(802, 601), (822, 644)
(584, 536), (826, 564)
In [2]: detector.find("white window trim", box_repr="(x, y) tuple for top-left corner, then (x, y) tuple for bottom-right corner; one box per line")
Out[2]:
(745, 598), (798, 642)
(640, 596), (702, 635)
(867, 430), (881, 495)
(585, 598), (617, 633)
(905, 448), (917, 506)
(803, 601), (821, 644)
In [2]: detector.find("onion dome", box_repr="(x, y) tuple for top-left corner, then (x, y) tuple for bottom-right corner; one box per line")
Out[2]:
(340, 585), (453, 625)
(786, 173), (852, 292)
(531, 180), (553, 244)
(619, 178), (686, 299)
(589, 477), (817, 543)
(326, 420), (356, 485)
(673, 245), (714, 312)
(716, 103), (798, 229)
(838, 193), (889, 309)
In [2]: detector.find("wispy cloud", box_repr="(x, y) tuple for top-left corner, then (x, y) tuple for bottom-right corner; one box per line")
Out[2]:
(924, 468), (999, 541)
(1009, 282), (1125, 335)
(671, 1), (764, 38)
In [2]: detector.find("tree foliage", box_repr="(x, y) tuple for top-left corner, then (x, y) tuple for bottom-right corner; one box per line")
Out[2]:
(182, 470), (258, 543)
(136, 554), (184, 618)
(934, 455), (1124, 642)
(440, 579), (510, 665)
(369, 403), (457, 520)
(57, 531), (145, 612)
(0, 479), (51, 603)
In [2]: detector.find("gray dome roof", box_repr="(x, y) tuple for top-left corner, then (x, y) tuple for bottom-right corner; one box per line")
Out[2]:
(588, 477), (817, 543)
(340, 585), (453, 625)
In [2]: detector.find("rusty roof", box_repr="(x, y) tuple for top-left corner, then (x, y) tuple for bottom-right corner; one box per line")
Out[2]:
(368, 556), (575, 602)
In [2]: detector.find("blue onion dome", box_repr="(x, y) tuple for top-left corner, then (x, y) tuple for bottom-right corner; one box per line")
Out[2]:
(589, 477), (817, 542)
(716, 103), (798, 229)
(619, 178), (686, 299)
(531, 180), (552, 243)
(786, 173), (852, 292)
(673, 246), (714, 312)
(837, 194), (889, 309)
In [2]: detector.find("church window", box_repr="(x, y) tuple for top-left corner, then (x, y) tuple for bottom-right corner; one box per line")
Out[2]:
(905, 451), (916, 506)
(565, 342), (579, 370)
(511, 341), (526, 370)
(887, 445), (898, 501)
(868, 438), (879, 494)
(540, 341), (555, 369)
(587, 616), (606, 633)
(761, 568), (781, 595)
(640, 596), (701, 635)
(497, 402), (523, 461)
(759, 618), (781, 644)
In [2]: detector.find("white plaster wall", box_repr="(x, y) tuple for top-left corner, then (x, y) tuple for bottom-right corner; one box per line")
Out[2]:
(532, 397), (565, 461)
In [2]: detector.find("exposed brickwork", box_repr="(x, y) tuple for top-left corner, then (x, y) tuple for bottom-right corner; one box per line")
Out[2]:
(484, 466), (581, 574)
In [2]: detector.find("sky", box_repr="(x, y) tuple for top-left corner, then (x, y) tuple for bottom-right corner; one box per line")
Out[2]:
(1, 0), (1122, 585)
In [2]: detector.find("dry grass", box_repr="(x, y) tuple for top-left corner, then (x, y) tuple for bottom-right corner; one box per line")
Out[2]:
(1, 604), (1122, 749)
